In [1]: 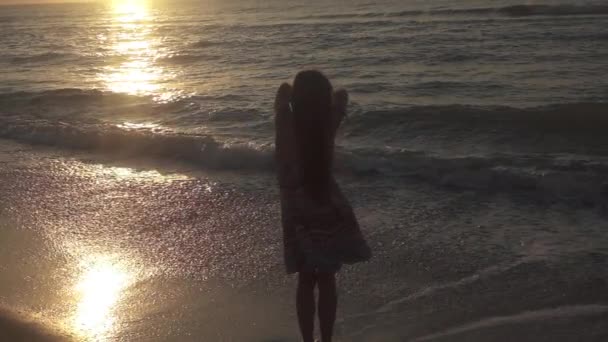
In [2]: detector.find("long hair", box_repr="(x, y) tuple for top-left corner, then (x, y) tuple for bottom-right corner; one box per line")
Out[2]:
(291, 70), (333, 202)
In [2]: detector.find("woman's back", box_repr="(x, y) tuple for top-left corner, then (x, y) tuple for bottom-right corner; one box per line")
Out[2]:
(274, 70), (371, 342)
(274, 70), (371, 272)
(291, 70), (334, 203)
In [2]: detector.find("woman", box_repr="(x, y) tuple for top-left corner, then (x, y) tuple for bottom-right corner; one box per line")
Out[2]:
(275, 70), (372, 342)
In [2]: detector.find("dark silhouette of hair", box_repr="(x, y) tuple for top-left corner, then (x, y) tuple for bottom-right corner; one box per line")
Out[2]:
(291, 70), (333, 202)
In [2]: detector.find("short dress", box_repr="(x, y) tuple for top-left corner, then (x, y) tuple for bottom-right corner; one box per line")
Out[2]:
(275, 106), (372, 274)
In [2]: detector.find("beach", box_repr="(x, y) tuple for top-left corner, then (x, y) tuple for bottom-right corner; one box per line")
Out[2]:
(1, 0), (608, 340)
(1, 139), (607, 341)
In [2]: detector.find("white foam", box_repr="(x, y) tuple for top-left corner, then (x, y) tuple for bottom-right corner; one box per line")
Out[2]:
(412, 304), (608, 341)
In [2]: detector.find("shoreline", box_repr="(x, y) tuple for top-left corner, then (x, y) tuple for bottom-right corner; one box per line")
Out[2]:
(0, 308), (73, 342)
(0, 139), (607, 341)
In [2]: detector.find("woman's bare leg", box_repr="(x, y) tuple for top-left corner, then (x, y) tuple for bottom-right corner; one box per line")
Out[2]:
(297, 271), (317, 342)
(317, 272), (337, 342)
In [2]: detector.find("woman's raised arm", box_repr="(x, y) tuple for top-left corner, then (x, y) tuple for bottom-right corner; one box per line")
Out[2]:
(331, 89), (348, 140)
(274, 83), (297, 187)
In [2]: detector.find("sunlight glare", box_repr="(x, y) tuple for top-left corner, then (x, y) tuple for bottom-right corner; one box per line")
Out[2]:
(116, 121), (162, 131)
(97, 164), (192, 182)
(73, 256), (131, 340)
(98, 0), (180, 102)
(104, 60), (162, 94)
(112, 0), (149, 21)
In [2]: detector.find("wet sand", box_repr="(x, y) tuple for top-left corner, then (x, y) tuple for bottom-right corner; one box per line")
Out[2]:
(0, 308), (74, 342)
(0, 139), (607, 341)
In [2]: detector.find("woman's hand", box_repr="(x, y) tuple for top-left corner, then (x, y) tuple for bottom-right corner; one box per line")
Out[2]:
(331, 89), (349, 137)
(275, 83), (296, 169)
(275, 82), (292, 115)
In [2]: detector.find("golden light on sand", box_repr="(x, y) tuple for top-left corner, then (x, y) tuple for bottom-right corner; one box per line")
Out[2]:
(98, 164), (193, 182)
(73, 256), (131, 340)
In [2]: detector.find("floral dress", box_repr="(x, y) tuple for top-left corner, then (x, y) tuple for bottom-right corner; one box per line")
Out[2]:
(275, 96), (372, 274)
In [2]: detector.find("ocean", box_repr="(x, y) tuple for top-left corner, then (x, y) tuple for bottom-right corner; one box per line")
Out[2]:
(0, 0), (607, 341)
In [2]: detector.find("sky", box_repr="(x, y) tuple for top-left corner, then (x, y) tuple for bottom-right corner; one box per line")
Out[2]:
(0, 0), (93, 4)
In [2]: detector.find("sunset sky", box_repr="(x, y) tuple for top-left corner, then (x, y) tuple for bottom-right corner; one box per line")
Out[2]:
(0, 0), (93, 4)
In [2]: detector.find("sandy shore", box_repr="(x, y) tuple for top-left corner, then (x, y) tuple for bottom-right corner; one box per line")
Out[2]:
(0, 308), (73, 342)
(1, 139), (607, 341)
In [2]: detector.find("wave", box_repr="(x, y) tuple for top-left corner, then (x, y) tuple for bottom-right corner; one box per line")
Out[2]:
(496, 4), (608, 17)
(0, 88), (153, 110)
(342, 148), (608, 203)
(0, 89), (196, 123)
(412, 304), (608, 342)
(1, 117), (607, 205)
(297, 4), (608, 20)
(0, 119), (274, 171)
(434, 5), (608, 17)
(344, 103), (608, 155)
(2, 90), (607, 145)
(1, 90), (607, 203)
(5, 52), (78, 64)
(347, 102), (608, 129)
(157, 53), (221, 64)
(189, 39), (222, 48)
(0, 88), (138, 103)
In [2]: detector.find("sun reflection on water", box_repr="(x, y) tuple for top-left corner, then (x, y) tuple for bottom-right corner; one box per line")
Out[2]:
(112, 0), (149, 21)
(101, 0), (180, 102)
(73, 256), (132, 340)
(116, 121), (163, 131)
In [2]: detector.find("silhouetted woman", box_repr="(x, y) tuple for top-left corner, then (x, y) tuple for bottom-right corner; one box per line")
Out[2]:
(275, 70), (372, 342)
